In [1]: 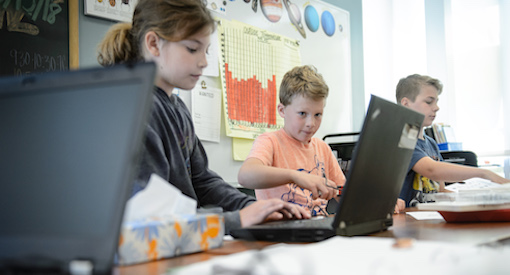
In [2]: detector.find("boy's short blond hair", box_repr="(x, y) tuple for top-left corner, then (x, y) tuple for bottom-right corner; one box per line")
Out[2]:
(279, 65), (329, 106)
(396, 74), (443, 104)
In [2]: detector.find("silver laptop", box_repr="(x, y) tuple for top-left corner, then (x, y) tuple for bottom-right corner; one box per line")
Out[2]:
(0, 63), (155, 274)
(230, 95), (424, 242)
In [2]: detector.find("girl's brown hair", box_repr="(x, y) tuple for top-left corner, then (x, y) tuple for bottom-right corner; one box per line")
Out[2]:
(97, 0), (215, 66)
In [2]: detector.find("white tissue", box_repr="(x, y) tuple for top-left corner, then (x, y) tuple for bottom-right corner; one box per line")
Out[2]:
(123, 174), (197, 222)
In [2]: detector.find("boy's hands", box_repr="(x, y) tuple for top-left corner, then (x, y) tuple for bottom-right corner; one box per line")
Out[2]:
(292, 171), (338, 201)
(239, 199), (311, 227)
(238, 158), (343, 200)
(481, 170), (510, 184)
(394, 198), (406, 214)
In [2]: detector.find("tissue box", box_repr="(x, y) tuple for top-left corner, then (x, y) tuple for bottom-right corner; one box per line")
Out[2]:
(117, 213), (224, 265)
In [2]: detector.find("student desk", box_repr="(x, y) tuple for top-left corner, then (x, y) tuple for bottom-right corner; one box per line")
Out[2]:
(114, 209), (510, 275)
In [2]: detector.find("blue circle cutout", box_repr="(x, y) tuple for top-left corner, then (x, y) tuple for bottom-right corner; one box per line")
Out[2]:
(321, 10), (335, 37)
(304, 5), (319, 32)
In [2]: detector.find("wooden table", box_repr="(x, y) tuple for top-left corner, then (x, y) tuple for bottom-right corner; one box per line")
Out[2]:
(375, 210), (510, 245)
(114, 239), (279, 275)
(115, 210), (510, 275)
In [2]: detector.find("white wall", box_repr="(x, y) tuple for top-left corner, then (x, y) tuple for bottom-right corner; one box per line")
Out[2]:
(362, 0), (510, 159)
(362, 0), (427, 106)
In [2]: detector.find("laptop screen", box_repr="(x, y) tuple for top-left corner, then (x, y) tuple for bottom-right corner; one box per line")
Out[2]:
(0, 63), (155, 274)
(229, 95), (424, 242)
(332, 95), (424, 235)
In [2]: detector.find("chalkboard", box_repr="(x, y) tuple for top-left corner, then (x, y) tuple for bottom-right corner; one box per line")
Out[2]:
(0, 0), (76, 76)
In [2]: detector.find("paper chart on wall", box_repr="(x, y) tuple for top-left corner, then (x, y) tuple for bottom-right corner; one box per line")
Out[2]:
(217, 19), (301, 139)
(191, 76), (222, 143)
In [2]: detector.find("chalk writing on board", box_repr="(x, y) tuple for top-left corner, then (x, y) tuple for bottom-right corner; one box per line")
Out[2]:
(9, 48), (67, 75)
(0, 0), (68, 76)
(0, 0), (63, 34)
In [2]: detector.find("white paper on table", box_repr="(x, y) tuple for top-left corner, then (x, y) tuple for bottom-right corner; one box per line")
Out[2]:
(445, 177), (510, 193)
(406, 211), (445, 220)
(123, 174), (197, 223)
(167, 236), (510, 275)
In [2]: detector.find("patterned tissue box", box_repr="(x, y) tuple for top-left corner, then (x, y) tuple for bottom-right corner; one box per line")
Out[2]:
(117, 213), (224, 265)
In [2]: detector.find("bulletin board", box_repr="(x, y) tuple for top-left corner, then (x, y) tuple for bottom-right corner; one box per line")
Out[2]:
(193, 0), (352, 183)
(0, 0), (79, 77)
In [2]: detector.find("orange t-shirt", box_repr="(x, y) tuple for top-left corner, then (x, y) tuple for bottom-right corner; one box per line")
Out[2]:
(247, 129), (345, 215)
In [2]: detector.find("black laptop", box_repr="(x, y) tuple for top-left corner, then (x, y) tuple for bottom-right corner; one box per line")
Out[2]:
(230, 95), (424, 242)
(0, 63), (155, 274)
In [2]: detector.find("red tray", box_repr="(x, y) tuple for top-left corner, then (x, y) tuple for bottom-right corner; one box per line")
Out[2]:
(438, 208), (510, 222)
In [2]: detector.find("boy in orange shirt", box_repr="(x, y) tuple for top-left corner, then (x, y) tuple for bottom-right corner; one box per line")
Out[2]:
(238, 65), (345, 216)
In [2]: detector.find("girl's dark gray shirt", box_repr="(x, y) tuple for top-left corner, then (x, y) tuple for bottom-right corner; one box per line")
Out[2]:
(135, 87), (255, 232)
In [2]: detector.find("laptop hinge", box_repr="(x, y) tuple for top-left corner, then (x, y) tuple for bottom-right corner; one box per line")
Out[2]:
(336, 218), (393, 236)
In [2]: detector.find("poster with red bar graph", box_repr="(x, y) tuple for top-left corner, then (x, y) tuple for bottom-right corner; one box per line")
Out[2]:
(218, 19), (301, 139)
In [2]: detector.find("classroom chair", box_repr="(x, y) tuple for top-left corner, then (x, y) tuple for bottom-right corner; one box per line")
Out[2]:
(323, 132), (360, 175)
(440, 150), (478, 167)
